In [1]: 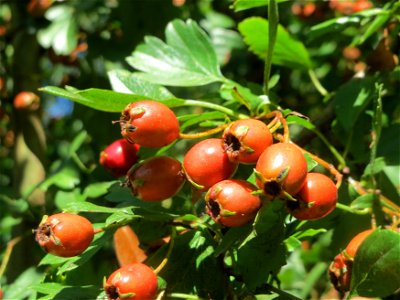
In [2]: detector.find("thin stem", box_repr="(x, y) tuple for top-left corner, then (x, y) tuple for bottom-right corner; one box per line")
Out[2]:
(0, 235), (24, 279)
(264, 0), (279, 95)
(179, 125), (227, 139)
(308, 69), (329, 97)
(94, 215), (142, 234)
(262, 111), (289, 142)
(177, 99), (249, 120)
(310, 127), (347, 169)
(154, 227), (176, 274)
(166, 293), (203, 300)
(336, 203), (370, 215)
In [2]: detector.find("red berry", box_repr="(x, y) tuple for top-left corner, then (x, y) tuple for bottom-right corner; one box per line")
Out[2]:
(328, 252), (352, 293)
(13, 91), (40, 111)
(127, 156), (185, 202)
(35, 213), (94, 257)
(255, 142), (307, 198)
(223, 119), (273, 164)
(183, 138), (237, 190)
(205, 179), (261, 227)
(100, 139), (140, 177)
(104, 263), (158, 300)
(288, 173), (338, 220)
(345, 229), (374, 258)
(118, 100), (179, 148)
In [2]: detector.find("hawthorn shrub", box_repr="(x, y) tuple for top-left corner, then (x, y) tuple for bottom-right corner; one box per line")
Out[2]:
(0, 0), (399, 299)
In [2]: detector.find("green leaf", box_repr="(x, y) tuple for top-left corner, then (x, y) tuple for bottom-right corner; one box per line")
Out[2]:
(236, 201), (287, 290)
(308, 9), (382, 41)
(232, 0), (289, 12)
(82, 181), (118, 199)
(148, 230), (227, 299)
(238, 17), (312, 70)
(351, 229), (400, 297)
(126, 19), (224, 86)
(32, 282), (101, 300)
(37, 5), (78, 55)
(352, 10), (391, 46)
(63, 201), (131, 214)
(334, 77), (375, 131)
(2, 267), (43, 300)
(40, 85), (186, 112)
(303, 153), (318, 172)
(350, 193), (375, 210)
(108, 70), (175, 100)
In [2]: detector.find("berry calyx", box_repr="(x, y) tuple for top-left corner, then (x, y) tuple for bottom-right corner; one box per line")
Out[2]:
(328, 252), (352, 293)
(118, 100), (179, 148)
(288, 173), (338, 220)
(99, 139), (140, 177)
(104, 263), (158, 300)
(223, 119), (273, 164)
(255, 142), (307, 198)
(35, 213), (94, 257)
(205, 179), (261, 227)
(183, 138), (237, 191)
(127, 156), (185, 202)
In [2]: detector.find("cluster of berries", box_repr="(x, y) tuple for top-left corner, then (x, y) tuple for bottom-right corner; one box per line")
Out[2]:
(34, 100), (340, 299)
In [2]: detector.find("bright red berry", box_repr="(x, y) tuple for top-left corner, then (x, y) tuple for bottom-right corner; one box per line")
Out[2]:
(205, 179), (261, 227)
(255, 142), (307, 198)
(328, 252), (352, 293)
(183, 138), (237, 190)
(35, 213), (94, 257)
(127, 156), (185, 202)
(104, 263), (158, 300)
(100, 139), (140, 177)
(223, 119), (273, 164)
(345, 229), (374, 258)
(13, 91), (40, 111)
(288, 173), (338, 220)
(118, 100), (179, 148)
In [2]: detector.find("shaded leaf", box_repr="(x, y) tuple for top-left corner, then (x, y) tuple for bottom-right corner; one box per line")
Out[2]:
(32, 282), (101, 300)
(236, 201), (287, 290)
(351, 229), (400, 297)
(334, 77), (375, 131)
(238, 17), (312, 70)
(127, 19), (224, 86)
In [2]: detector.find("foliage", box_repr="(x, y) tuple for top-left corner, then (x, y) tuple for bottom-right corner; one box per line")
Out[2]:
(0, 0), (399, 299)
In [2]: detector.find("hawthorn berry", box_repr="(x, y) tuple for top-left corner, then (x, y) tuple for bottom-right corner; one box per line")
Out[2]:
(99, 138), (140, 177)
(255, 142), (307, 198)
(104, 263), (158, 300)
(127, 156), (185, 202)
(288, 173), (338, 220)
(13, 91), (40, 111)
(35, 213), (94, 257)
(118, 100), (179, 148)
(183, 138), (237, 190)
(344, 229), (374, 258)
(205, 179), (261, 227)
(223, 119), (273, 164)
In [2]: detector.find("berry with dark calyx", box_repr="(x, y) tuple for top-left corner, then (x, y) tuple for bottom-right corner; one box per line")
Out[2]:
(117, 100), (179, 148)
(223, 119), (273, 164)
(183, 138), (237, 191)
(205, 179), (261, 227)
(344, 229), (374, 258)
(127, 156), (185, 202)
(104, 263), (158, 300)
(328, 252), (352, 293)
(13, 91), (40, 111)
(255, 142), (307, 198)
(99, 139), (140, 177)
(35, 213), (94, 257)
(288, 173), (338, 220)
